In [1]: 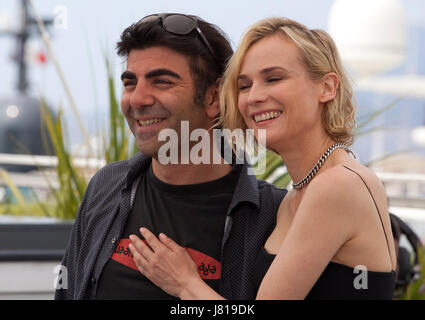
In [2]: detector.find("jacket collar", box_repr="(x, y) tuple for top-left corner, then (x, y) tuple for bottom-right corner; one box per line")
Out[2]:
(226, 162), (260, 214)
(124, 152), (152, 189)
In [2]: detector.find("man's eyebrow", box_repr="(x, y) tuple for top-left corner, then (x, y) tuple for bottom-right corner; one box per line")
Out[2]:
(145, 68), (182, 80)
(121, 71), (137, 81)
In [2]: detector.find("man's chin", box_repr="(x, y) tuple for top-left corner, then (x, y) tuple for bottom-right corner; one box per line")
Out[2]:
(137, 146), (159, 158)
(136, 139), (164, 158)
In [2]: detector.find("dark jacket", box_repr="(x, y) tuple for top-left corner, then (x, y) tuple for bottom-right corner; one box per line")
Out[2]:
(55, 153), (286, 299)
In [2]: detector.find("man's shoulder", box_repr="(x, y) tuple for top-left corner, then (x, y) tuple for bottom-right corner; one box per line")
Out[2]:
(257, 180), (287, 212)
(234, 163), (287, 206)
(90, 153), (149, 184)
(257, 179), (287, 197)
(96, 159), (129, 175)
(89, 159), (129, 185)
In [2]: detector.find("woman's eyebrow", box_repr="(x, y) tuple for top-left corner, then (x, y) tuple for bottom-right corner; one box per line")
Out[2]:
(237, 66), (291, 80)
(237, 74), (249, 81)
(260, 66), (290, 74)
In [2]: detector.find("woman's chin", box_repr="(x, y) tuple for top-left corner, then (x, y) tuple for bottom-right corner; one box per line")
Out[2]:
(263, 136), (285, 154)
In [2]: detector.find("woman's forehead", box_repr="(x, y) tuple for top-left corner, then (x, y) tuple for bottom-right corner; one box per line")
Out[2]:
(239, 35), (303, 74)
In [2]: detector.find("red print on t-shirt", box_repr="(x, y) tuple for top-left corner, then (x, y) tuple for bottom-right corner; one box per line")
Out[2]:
(111, 238), (221, 279)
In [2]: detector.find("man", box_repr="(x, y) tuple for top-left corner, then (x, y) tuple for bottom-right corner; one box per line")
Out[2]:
(55, 13), (286, 300)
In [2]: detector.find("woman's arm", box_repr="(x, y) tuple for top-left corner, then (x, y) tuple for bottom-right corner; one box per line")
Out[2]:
(129, 228), (225, 300)
(256, 167), (359, 299)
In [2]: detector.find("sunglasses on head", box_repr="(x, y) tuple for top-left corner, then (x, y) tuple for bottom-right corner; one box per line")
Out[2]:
(138, 13), (216, 61)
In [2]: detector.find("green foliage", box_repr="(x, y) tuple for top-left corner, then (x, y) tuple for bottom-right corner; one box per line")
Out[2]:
(255, 150), (291, 188)
(401, 246), (425, 300)
(0, 56), (136, 220)
(103, 56), (134, 163)
(0, 169), (26, 206)
(354, 98), (402, 136)
(0, 201), (55, 217)
(39, 99), (87, 220)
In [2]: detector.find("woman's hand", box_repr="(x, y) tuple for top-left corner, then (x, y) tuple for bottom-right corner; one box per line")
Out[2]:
(129, 227), (201, 298)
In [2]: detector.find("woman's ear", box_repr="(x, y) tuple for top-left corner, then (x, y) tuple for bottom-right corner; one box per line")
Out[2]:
(319, 72), (338, 103)
(205, 78), (221, 119)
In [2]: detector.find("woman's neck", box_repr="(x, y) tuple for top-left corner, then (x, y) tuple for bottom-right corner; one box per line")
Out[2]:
(275, 135), (338, 187)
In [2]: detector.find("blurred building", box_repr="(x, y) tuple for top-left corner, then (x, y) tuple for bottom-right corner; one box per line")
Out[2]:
(0, 95), (53, 172)
(329, 0), (425, 242)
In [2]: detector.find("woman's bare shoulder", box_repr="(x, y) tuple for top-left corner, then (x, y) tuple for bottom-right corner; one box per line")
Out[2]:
(305, 164), (359, 198)
(304, 162), (387, 220)
(308, 162), (385, 195)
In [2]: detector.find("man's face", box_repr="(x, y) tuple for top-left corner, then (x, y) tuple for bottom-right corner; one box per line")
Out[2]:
(121, 46), (210, 158)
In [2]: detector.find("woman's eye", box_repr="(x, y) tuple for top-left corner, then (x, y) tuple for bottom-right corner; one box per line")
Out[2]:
(267, 77), (282, 83)
(238, 83), (251, 91)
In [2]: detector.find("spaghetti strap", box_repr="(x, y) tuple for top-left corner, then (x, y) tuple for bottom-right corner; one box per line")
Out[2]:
(342, 165), (394, 269)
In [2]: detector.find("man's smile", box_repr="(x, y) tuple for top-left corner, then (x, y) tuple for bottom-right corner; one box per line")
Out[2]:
(137, 118), (165, 127)
(135, 117), (166, 133)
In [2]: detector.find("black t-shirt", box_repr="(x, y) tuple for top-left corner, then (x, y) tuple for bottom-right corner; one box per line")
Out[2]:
(95, 164), (241, 299)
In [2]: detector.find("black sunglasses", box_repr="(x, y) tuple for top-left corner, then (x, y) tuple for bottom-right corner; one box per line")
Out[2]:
(138, 13), (216, 61)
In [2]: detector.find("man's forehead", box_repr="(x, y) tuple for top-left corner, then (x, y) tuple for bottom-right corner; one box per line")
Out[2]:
(126, 46), (191, 71)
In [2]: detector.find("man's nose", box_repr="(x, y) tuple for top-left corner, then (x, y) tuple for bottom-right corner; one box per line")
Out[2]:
(247, 83), (267, 106)
(129, 81), (155, 108)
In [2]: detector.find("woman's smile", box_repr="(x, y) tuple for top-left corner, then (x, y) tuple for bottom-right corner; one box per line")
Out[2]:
(251, 110), (283, 126)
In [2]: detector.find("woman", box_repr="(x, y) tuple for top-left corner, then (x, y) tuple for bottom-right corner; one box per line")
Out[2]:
(128, 17), (397, 299)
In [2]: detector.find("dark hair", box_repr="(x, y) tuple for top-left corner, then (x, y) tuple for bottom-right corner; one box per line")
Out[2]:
(116, 15), (233, 106)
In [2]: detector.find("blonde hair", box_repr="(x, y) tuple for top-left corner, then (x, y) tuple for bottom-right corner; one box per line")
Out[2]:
(218, 17), (356, 146)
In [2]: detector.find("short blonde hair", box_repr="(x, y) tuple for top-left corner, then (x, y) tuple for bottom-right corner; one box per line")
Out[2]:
(218, 17), (356, 146)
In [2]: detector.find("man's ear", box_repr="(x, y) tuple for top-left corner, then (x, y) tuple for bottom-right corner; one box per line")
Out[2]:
(319, 72), (338, 104)
(205, 78), (221, 119)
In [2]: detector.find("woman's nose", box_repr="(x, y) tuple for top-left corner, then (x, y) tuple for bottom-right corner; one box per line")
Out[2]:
(247, 83), (267, 106)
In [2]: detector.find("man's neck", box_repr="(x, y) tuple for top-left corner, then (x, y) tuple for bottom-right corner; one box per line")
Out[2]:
(151, 128), (235, 185)
(151, 159), (232, 185)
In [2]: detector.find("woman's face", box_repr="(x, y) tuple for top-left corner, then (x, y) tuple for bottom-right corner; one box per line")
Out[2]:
(237, 34), (324, 151)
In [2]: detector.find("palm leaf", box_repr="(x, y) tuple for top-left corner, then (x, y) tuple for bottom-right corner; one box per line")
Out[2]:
(356, 98), (402, 131)
(0, 169), (26, 206)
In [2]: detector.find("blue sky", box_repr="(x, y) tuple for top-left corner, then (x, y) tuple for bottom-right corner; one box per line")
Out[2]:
(1, 0), (425, 149)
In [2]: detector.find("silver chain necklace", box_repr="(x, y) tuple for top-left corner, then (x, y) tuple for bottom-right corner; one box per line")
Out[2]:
(292, 142), (356, 190)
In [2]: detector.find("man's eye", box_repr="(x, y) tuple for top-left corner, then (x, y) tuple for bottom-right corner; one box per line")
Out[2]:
(154, 79), (173, 85)
(123, 81), (135, 87)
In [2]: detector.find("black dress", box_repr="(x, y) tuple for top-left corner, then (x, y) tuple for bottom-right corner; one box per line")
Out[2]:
(253, 166), (396, 300)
